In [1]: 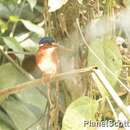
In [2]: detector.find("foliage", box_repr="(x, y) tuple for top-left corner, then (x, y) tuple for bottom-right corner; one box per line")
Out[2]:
(87, 37), (122, 88)
(62, 96), (98, 130)
(0, 0), (130, 130)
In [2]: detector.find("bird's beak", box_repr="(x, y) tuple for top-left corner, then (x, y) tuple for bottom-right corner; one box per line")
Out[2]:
(52, 43), (73, 52)
(51, 43), (59, 48)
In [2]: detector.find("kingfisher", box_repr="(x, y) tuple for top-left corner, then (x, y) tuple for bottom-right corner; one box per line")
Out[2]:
(35, 37), (58, 82)
(35, 37), (59, 107)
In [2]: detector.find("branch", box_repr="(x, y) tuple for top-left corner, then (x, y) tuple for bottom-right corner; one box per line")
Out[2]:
(0, 66), (94, 96)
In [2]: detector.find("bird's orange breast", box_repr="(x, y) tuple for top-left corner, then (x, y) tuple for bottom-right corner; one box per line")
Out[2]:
(35, 46), (58, 76)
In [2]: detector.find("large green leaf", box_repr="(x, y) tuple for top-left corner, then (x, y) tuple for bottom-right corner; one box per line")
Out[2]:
(0, 63), (27, 89)
(62, 96), (98, 130)
(87, 37), (122, 88)
(0, 3), (13, 18)
(15, 33), (39, 52)
(0, 63), (47, 110)
(1, 98), (38, 130)
(20, 38), (38, 53)
(3, 37), (23, 52)
(3, 37), (24, 62)
(16, 88), (47, 111)
(0, 63), (27, 103)
(0, 63), (47, 129)
(0, 109), (15, 129)
(21, 20), (45, 37)
(0, 119), (13, 130)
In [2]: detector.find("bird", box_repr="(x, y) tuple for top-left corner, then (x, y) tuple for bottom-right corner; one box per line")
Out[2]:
(35, 37), (58, 81)
(35, 37), (58, 106)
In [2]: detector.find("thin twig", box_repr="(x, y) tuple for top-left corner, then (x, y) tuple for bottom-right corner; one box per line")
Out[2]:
(0, 66), (94, 96)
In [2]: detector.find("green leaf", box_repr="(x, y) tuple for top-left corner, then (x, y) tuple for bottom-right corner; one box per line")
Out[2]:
(21, 19), (45, 37)
(0, 109), (15, 129)
(0, 63), (27, 88)
(87, 37), (122, 88)
(27, 0), (37, 10)
(0, 63), (47, 110)
(1, 98), (38, 130)
(62, 96), (98, 130)
(0, 119), (13, 130)
(20, 38), (38, 53)
(16, 88), (47, 111)
(0, 63), (27, 103)
(0, 3), (12, 18)
(0, 63), (47, 129)
(3, 37), (23, 52)
(3, 37), (24, 62)
(0, 96), (6, 104)
(15, 32), (31, 42)
(15, 33), (39, 52)
(0, 19), (8, 33)
(0, 63), (27, 89)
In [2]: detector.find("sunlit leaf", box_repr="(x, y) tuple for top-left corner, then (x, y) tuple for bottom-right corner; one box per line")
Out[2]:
(77, 0), (83, 4)
(15, 32), (30, 42)
(62, 96), (98, 130)
(20, 38), (38, 52)
(9, 15), (19, 22)
(17, 0), (22, 4)
(21, 19), (45, 37)
(27, 0), (37, 10)
(15, 33), (39, 52)
(48, 0), (68, 12)
(0, 19), (8, 33)
(87, 37), (122, 88)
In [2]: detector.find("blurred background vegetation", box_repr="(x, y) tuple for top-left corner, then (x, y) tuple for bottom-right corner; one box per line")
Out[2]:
(0, 0), (130, 130)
